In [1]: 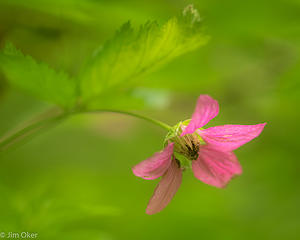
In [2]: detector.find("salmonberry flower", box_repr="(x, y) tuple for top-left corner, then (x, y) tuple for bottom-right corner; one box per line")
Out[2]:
(132, 95), (266, 215)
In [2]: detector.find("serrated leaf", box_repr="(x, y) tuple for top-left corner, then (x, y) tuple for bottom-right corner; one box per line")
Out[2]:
(0, 42), (78, 108)
(80, 5), (208, 103)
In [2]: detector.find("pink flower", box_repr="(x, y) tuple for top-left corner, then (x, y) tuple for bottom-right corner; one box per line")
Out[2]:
(132, 95), (266, 215)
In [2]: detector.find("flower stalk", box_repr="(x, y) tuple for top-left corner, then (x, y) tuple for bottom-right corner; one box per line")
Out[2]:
(0, 108), (172, 152)
(83, 109), (172, 131)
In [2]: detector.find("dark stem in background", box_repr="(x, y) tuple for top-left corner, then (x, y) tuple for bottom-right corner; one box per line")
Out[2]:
(0, 108), (67, 152)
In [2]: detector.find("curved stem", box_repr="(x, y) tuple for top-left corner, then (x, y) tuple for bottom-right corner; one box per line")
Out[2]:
(0, 108), (171, 152)
(0, 109), (67, 152)
(83, 109), (172, 131)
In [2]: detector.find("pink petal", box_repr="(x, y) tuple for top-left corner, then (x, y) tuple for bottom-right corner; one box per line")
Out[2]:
(181, 95), (219, 136)
(200, 123), (266, 151)
(146, 159), (182, 215)
(192, 145), (242, 188)
(132, 143), (174, 180)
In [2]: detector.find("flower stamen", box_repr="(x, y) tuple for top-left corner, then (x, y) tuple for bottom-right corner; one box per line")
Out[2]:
(172, 132), (202, 161)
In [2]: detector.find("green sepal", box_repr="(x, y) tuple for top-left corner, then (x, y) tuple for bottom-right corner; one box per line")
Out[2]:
(181, 119), (191, 126)
(163, 121), (182, 146)
(174, 152), (192, 169)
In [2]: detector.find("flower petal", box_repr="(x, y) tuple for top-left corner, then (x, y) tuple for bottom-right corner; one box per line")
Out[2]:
(132, 143), (174, 180)
(146, 159), (182, 215)
(181, 95), (219, 136)
(192, 145), (242, 188)
(200, 123), (266, 151)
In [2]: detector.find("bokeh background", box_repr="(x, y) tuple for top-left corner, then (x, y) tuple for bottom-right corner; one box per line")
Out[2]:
(0, 0), (299, 239)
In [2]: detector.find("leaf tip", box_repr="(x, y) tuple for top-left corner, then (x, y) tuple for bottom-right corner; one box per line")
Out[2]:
(180, 4), (203, 32)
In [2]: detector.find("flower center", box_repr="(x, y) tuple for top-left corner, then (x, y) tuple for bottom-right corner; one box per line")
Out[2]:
(173, 132), (203, 161)
(164, 121), (206, 167)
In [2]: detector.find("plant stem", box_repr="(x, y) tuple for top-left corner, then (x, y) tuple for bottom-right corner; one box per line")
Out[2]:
(0, 109), (67, 152)
(83, 109), (172, 131)
(0, 108), (171, 152)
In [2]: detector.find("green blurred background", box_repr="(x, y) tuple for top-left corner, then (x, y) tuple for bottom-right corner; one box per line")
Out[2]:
(0, 0), (299, 239)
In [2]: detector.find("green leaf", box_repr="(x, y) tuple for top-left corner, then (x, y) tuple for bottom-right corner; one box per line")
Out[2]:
(80, 5), (208, 103)
(0, 42), (77, 108)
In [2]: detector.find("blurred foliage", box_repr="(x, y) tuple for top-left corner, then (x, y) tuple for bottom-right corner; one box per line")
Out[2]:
(0, 4), (207, 110)
(0, 43), (77, 108)
(0, 0), (299, 240)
